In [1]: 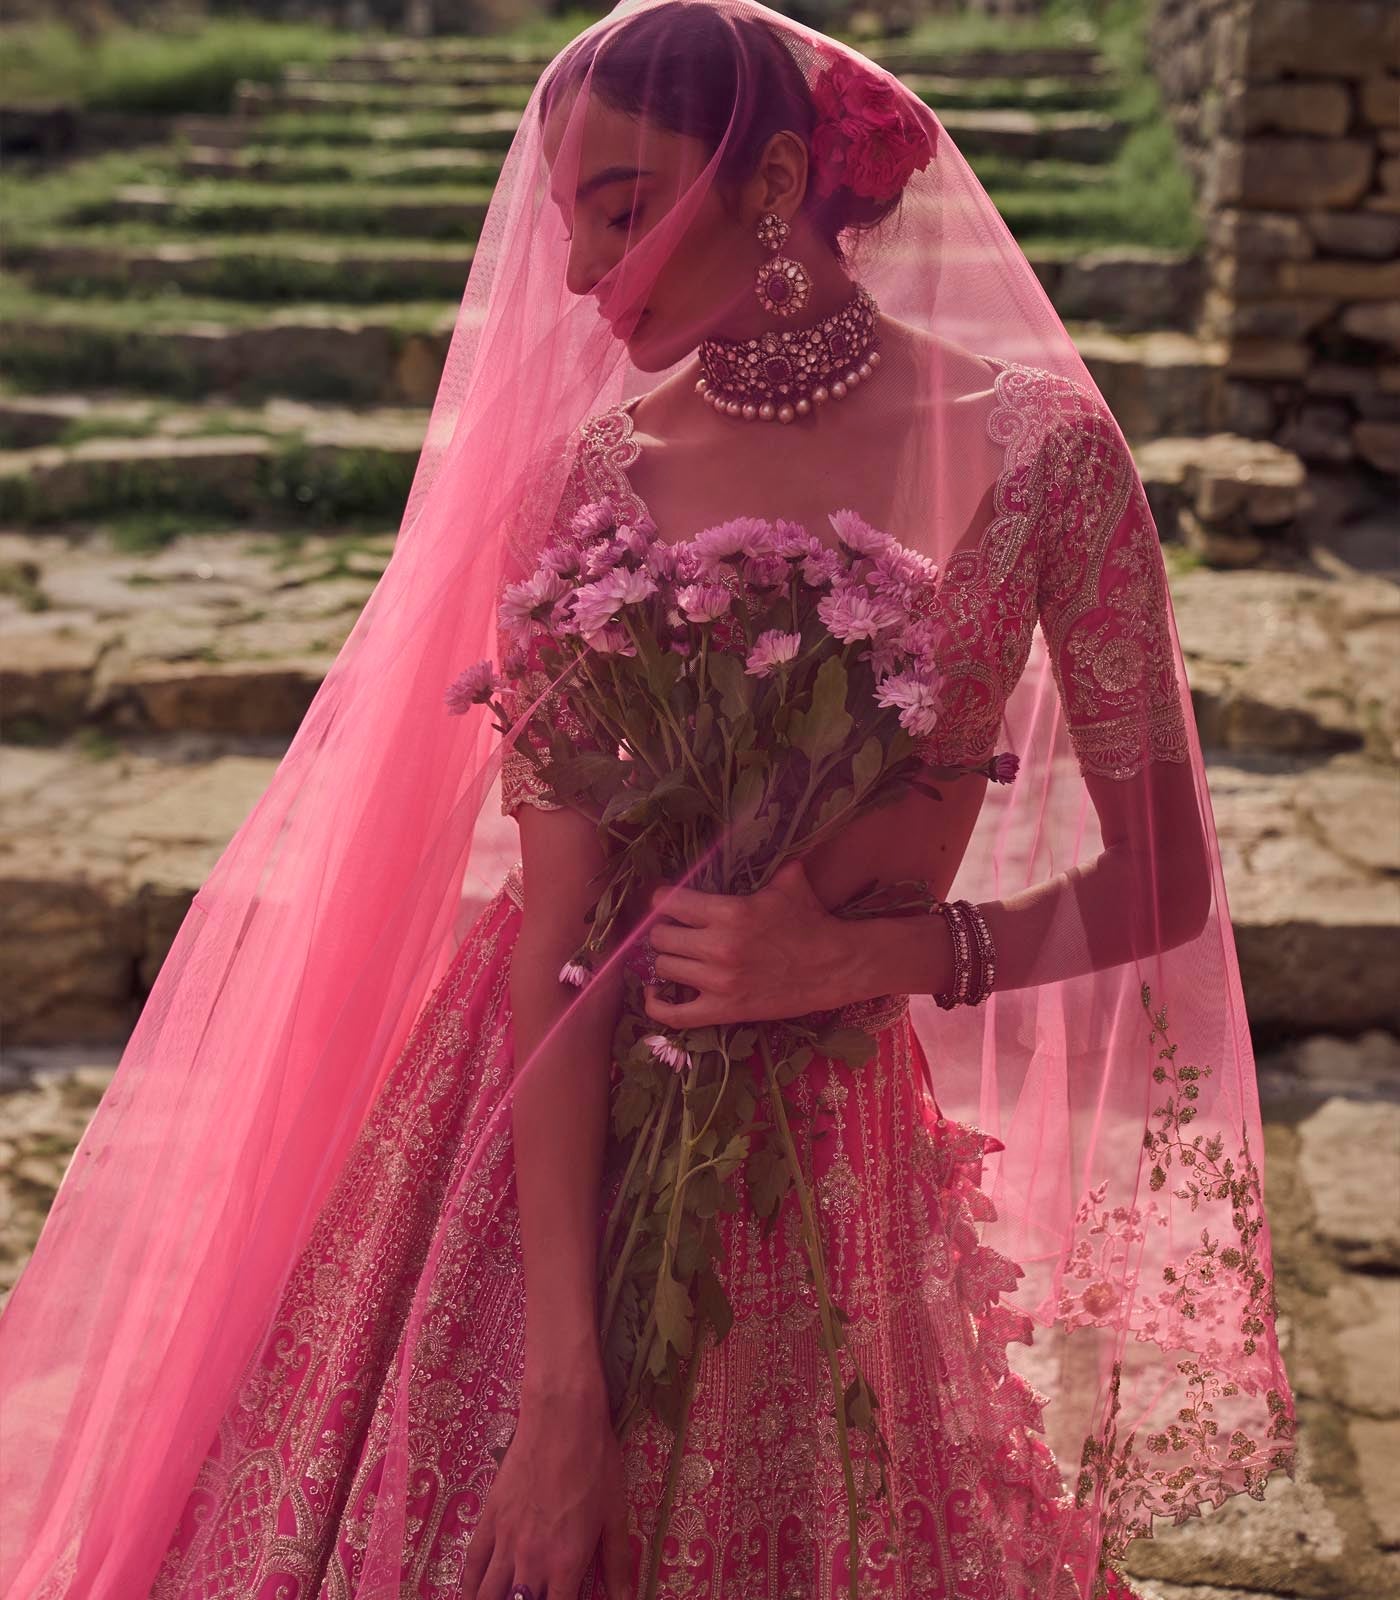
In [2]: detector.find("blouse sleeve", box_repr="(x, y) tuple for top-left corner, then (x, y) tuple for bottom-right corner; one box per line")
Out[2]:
(1034, 402), (1190, 782)
(497, 623), (605, 820)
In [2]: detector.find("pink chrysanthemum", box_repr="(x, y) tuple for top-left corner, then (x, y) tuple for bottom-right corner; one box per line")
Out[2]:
(559, 957), (592, 988)
(586, 623), (638, 656)
(817, 586), (905, 643)
(569, 567), (657, 638)
(690, 516), (775, 569)
(676, 580), (733, 623)
(444, 659), (497, 713)
(570, 497), (618, 540)
(875, 670), (943, 737)
(645, 541), (682, 581)
(828, 507), (892, 560)
(644, 1032), (691, 1072)
(743, 553), (791, 591)
(745, 629), (803, 677)
(540, 541), (584, 579)
(498, 568), (569, 632)
(800, 544), (846, 588)
(985, 751), (1020, 784)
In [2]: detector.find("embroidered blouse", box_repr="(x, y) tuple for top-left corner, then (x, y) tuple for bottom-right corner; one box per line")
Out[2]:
(498, 358), (1188, 819)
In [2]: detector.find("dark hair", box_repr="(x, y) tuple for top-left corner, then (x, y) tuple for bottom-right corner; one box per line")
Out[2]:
(537, 2), (904, 261)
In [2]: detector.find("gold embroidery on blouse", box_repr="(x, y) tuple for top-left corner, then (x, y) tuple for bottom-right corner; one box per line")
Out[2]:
(498, 362), (1191, 818)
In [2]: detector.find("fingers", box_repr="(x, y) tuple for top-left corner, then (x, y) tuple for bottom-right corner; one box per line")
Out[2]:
(600, 1498), (633, 1600)
(649, 882), (729, 926)
(462, 1517), (495, 1598)
(478, 1544), (518, 1600)
(644, 983), (734, 1028)
(645, 919), (710, 958)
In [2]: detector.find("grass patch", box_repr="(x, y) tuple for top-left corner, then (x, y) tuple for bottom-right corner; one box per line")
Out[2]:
(4, 234), (471, 304)
(249, 111), (521, 150)
(71, 182), (494, 242)
(0, 558), (48, 612)
(0, 18), (356, 114)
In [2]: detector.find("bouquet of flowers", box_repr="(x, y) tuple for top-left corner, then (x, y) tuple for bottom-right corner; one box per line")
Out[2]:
(449, 496), (1015, 1597)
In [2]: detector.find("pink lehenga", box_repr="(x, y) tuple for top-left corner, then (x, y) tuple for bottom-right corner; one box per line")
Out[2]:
(149, 870), (1131, 1600)
(148, 392), (1148, 1600)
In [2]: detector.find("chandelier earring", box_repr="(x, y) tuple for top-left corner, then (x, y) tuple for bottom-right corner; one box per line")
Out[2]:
(753, 211), (812, 319)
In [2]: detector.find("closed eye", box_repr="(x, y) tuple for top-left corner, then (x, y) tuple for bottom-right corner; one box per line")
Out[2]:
(608, 207), (639, 232)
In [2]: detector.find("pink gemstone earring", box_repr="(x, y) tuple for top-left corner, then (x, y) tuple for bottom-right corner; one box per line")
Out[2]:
(753, 211), (811, 319)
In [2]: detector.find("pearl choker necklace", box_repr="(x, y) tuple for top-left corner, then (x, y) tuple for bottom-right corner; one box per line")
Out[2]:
(696, 283), (881, 424)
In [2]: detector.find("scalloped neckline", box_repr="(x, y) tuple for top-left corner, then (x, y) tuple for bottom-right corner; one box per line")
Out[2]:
(596, 359), (1020, 562)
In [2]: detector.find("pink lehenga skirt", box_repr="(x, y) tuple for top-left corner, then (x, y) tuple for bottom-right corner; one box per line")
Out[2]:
(149, 870), (1134, 1600)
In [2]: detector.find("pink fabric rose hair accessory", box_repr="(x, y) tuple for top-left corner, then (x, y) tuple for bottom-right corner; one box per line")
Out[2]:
(809, 57), (936, 202)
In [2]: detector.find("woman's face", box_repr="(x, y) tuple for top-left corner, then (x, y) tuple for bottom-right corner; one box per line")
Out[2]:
(543, 90), (758, 372)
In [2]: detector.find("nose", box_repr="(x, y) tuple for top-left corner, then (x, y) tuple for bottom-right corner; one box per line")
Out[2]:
(565, 230), (613, 300)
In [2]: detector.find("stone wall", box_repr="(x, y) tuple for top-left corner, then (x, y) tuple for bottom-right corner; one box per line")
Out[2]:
(1150, 0), (1400, 524)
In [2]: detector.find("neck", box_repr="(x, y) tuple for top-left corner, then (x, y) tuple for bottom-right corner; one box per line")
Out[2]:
(709, 254), (856, 344)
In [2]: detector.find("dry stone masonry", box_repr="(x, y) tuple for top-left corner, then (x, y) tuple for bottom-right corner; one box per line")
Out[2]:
(1150, 0), (1400, 539)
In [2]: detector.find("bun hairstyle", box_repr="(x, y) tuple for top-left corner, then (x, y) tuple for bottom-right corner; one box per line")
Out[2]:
(537, 1), (932, 263)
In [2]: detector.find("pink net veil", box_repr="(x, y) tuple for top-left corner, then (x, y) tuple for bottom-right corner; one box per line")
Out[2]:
(0, 2), (1295, 1596)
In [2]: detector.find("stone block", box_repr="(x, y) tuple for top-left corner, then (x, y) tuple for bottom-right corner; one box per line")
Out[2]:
(1348, 1418), (1400, 1547)
(1222, 379), (1280, 436)
(1328, 1275), (1400, 1420)
(1305, 208), (1400, 257)
(1306, 361), (1381, 398)
(1213, 207), (1315, 260)
(1249, 0), (1400, 79)
(1236, 139), (1375, 211)
(1353, 421), (1400, 472)
(1225, 297), (1338, 339)
(1299, 1099), (1400, 1269)
(1239, 80), (1354, 138)
(1277, 259), (1400, 299)
(1227, 337), (1311, 379)
(1278, 402), (1358, 464)
(1360, 75), (1400, 129)
(1342, 300), (1400, 348)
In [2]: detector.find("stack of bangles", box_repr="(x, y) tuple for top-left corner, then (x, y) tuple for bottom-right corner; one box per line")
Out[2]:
(932, 899), (996, 1010)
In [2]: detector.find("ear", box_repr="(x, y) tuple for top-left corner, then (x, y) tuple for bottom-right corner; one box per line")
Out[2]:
(744, 128), (810, 221)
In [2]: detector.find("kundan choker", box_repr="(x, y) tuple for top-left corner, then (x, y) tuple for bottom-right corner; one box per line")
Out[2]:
(696, 283), (881, 424)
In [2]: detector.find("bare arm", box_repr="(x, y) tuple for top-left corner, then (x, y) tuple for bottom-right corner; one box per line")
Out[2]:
(463, 799), (634, 1600)
(509, 801), (623, 1397)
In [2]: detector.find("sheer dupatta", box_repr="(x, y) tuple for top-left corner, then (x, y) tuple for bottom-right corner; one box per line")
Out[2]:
(0, 4), (1292, 1596)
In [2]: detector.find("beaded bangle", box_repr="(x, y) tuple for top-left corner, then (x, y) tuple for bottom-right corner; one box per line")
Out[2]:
(960, 900), (997, 1006)
(933, 900), (973, 1011)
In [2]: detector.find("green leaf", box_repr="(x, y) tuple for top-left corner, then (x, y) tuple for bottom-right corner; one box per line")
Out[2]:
(852, 734), (884, 796)
(707, 651), (751, 721)
(653, 1267), (694, 1360)
(792, 654), (853, 764)
(816, 1026), (877, 1067)
(814, 784), (854, 834)
(696, 1267), (734, 1344)
(746, 1143), (791, 1220)
(612, 1073), (657, 1138)
(546, 750), (627, 801)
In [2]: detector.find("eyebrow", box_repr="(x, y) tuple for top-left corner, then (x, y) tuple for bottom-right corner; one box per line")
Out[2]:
(576, 164), (654, 200)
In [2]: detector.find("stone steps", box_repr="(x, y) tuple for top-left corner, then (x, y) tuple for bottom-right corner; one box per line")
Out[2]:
(175, 144), (503, 186)
(0, 400), (425, 526)
(233, 80), (530, 118)
(3, 234), (1198, 330)
(0, 303), (455, 405)
(0, 425), (1312, 731)
(4, 234), (475, 306)
(75, 182), (493, 242)
(173, 109), (522, 152)
(3, 590), (1393, 1044)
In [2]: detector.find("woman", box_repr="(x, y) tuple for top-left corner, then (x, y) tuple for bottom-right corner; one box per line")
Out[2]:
(0, 3), (1294, 1598)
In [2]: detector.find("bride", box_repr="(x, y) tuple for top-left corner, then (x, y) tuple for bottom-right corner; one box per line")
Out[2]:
(0, 3), (1294, 1598)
